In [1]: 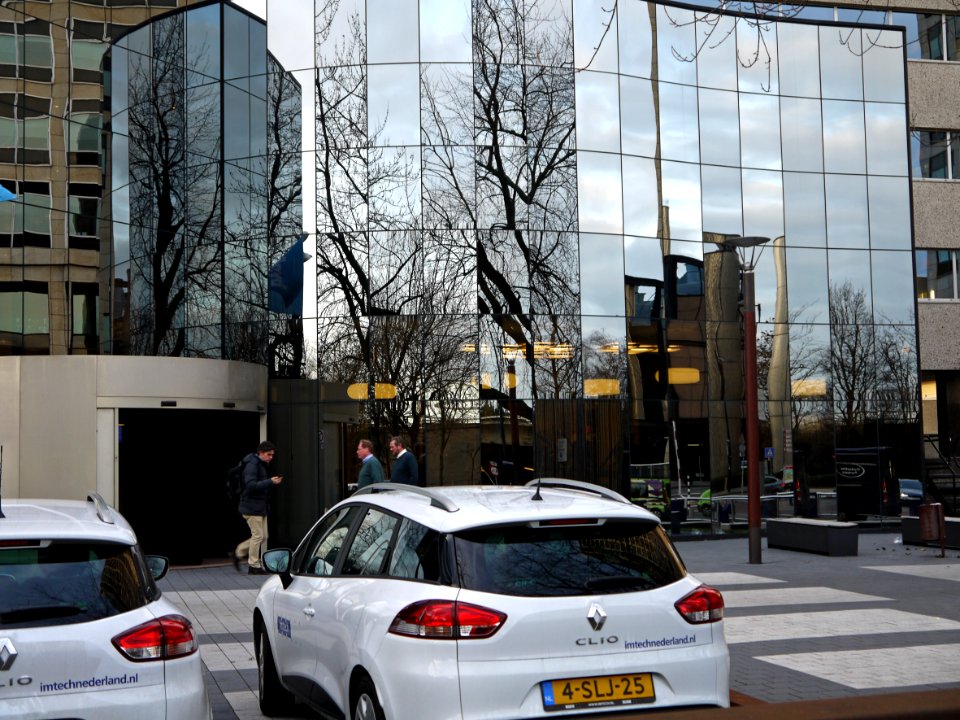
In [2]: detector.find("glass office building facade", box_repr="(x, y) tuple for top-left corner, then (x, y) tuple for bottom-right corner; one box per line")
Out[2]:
(107, 1), (303, 370)
(310, 0), (920, 497)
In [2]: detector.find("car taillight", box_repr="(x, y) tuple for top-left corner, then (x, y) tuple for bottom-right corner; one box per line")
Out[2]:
(675, 586), (724, 624)
(389, 600), (506, 639)
(112, 614), (198, 661)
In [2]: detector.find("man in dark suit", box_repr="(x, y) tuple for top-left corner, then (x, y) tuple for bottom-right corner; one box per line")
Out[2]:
(389, 436), (420, 486)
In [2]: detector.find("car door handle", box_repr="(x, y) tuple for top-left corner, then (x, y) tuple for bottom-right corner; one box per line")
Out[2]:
(302, 606), (315, 618)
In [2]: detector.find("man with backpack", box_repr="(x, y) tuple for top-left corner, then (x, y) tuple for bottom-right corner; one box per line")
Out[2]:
(233, 441), (283, 574)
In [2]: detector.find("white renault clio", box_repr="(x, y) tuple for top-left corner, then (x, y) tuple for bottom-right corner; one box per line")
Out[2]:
(0, 494), (211, 720)
(254, 479), (729, 719)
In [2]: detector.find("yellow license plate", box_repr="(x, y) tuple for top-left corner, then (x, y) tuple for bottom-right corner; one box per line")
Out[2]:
(541, 673), (655, 711)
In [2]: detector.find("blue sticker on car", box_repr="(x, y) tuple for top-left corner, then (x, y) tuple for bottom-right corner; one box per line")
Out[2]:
(277, 616), (291, 639)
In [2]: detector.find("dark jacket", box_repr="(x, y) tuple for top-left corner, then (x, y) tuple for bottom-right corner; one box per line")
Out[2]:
(357, 455), (385, 488)
(390, 450), (419, 486)
(238, 452), (273, 516)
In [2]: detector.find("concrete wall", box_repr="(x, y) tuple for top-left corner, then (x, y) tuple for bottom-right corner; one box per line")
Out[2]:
(0, 356), (267, 503)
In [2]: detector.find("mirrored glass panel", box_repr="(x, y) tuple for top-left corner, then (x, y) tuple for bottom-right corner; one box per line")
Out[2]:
(820, 26), (863, 100)
(740, 92), (781, 170)
(368, 64), (420, 146)
(871, 251), (915, 324)
(695, 13), (737, 90)
(661, 161), (702, 243)
(828, 249), (874, 322)
(618, 0), (653, 78)
(701, 165), (743, 237)
(367, 0), (418, 64)
(777, 21), (820, 98)
(576, 71), (621, 153)
(622, 156), (659, 237)
(786, 248), (830, 322)
(825, 175), (868, 249)
(823, 100), (866, 174)
(742, 169), (783, 240)
(657, 5), (697, 86)
(624, 235), (665, 282)
(783, 172), (826, 248)
(868, 177), (911, 251)
(780, 97), (823, 173)
(420, 0), (471, 62)
(658, 81), (699, 163)
(865, 102), (908, 177)
(698, 88), (740, 168)
(574, 0), (617, 71)
(580, 234), (625, 316)
(620, 76), (656, 158)
(737, 18), (778, 94)
(862, 28), (906, 103)
(577, 151), (623, 234)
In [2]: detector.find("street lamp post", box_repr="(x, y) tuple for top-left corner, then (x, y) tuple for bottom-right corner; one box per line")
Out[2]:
(720, 236), (771, 564)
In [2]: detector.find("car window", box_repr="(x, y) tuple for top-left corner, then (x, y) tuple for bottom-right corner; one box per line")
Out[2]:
(297, 505), (361, 576)
(340, 508), (399, 576)
(0, 541), (153, 628)
(454, 520), (685, 597)
(387, 518), (442, 582)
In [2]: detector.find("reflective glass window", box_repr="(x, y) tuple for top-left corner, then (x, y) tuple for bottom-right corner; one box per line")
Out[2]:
(420, 0), (470, 63)
(868, 177), (911, 251)
(780, 97), (823, 173)
(698, 88), (740, 168)
(577, 151), (623, 234)
(368, 64), (419, 146)
(742, 169), (783, 240)
(368, 0), (418, 64)
(618, 0), (652, 78)
(825, 175), (868, 248)
(580, 234), (625, 316)
(819, 26), (863, 100)
(912, 131), (949, 179)
(915, 250), (956, 300)
(823, 100), (865, 174)
(739, 93), (781, 170)
(576, 71), (620, 153)
(865, 103), (908, 177)
(619, 76), (656, 158)
(777, 22), (820, 98)
(871, 251), (915, 323)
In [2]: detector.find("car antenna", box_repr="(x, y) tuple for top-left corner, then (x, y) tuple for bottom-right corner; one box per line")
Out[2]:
(531, 475), (543, 502)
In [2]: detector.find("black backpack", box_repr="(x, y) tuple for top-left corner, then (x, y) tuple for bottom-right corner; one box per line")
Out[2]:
(226, 459), (246, 503)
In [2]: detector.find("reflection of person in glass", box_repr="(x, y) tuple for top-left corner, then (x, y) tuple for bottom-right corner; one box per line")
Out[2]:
(356, 439), (384, 488)
(389, 436), (420, 486)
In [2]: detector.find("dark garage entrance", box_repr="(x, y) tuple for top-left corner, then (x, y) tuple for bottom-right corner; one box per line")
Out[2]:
(118, 408), (260, 565)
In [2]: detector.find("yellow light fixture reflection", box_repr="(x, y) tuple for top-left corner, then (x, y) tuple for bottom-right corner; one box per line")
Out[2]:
(791, 379), (827, 398)
(598, 342), (620, 354)
(506, 372), (518, 389)
(921, 380), (937, 402)
(584, 378), (620, 396)
(627, 342), (682, 354)
(654, 368), (701, 384)
(346, 382), (398, 400)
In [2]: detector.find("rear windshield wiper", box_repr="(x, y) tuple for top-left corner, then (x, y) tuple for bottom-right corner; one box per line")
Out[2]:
(584, 575), (654, 591)
(0, 604), (86, 624)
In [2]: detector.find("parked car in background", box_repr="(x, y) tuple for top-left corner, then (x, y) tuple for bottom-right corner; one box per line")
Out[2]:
(254, 479), (729, 719)
(0, 495), (211, 720)
(899, 478), (924, 516)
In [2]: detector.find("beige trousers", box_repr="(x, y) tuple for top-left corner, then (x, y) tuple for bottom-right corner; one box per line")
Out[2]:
(236, 514), (268, 569)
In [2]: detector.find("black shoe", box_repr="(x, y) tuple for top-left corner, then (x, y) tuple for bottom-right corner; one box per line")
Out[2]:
(248, 566), (266, 575)
(232, 554), (241, 572)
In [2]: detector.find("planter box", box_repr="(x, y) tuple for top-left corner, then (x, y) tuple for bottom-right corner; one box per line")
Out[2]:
(766, 518), (859, 556)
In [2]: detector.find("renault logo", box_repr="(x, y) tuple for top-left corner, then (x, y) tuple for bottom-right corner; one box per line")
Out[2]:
(0, 639), (16, 672)
(586, 603), (607, 632)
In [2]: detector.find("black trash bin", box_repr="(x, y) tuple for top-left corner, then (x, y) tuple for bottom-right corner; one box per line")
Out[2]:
(670, 498), (687, 533)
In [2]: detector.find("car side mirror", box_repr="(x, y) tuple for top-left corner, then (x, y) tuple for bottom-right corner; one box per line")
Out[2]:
(146, 555), (169, 581)
(262, 548), (293, 589)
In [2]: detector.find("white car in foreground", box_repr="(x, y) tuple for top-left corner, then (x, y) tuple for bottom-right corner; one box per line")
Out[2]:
(0, 494), (211, 720)
(254, 479), (728, 719)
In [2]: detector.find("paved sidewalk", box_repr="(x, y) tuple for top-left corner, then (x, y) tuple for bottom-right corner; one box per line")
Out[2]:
(158, 532), (960, 719)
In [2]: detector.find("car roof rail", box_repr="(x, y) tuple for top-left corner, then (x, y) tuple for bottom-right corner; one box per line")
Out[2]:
(524, 478), (632, 505)
(353, 483), (459, 513)
(87, 493), (115, 524)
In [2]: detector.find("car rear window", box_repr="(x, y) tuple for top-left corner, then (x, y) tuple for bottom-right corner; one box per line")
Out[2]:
(0, 541), (154, 628)
(453, 520), (686, 597)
